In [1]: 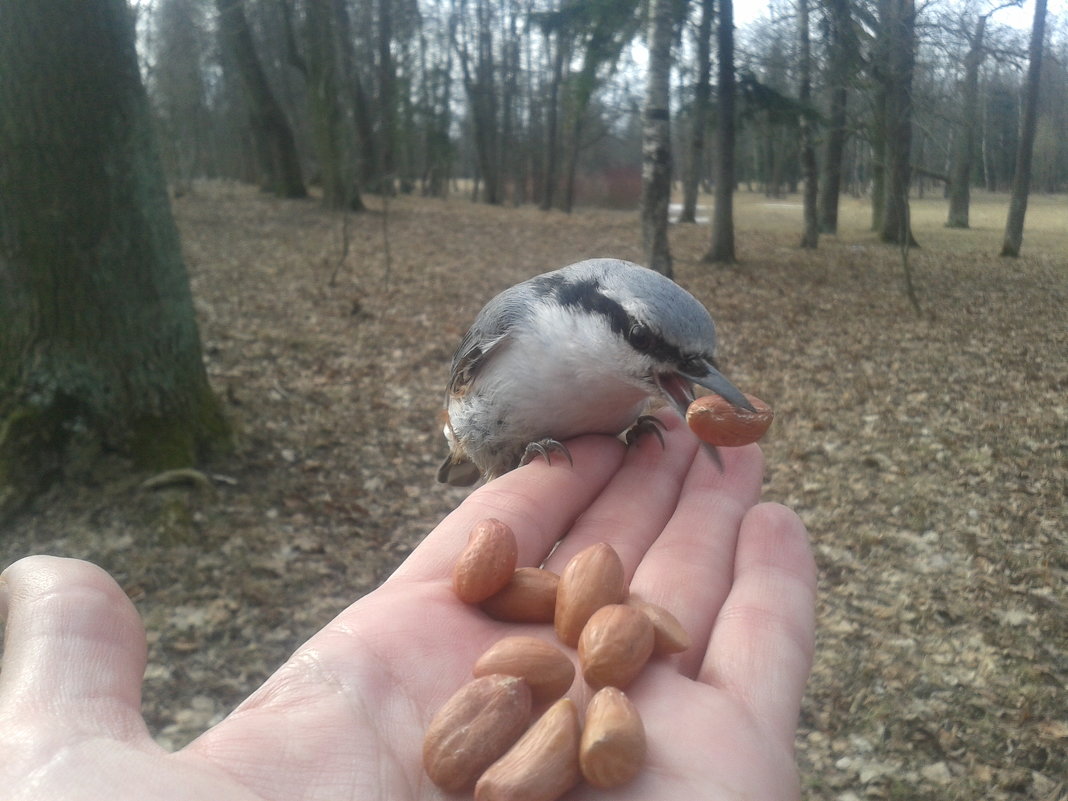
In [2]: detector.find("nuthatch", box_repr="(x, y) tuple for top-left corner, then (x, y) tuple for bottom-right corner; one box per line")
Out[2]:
(437, 258), (754, 486)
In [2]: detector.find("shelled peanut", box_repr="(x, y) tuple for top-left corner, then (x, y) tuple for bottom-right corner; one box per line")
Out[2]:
(423, 519), (694, 799)
(686, 392), (774, 447)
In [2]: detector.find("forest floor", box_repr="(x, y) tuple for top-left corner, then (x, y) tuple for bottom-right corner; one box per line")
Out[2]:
(2, 184), (1066, 800)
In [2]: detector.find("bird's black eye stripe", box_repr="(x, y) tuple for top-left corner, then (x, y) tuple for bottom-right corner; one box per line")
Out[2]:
(552, 276), (688, 364)
(555, 278), (630, 337)
(679, 357), (707, 376)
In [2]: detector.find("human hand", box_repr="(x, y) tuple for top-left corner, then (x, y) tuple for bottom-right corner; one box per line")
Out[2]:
(0, 413), (815, 800)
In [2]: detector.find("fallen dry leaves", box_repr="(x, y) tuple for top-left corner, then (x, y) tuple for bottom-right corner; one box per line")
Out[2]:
(1, 184), (1065, 800)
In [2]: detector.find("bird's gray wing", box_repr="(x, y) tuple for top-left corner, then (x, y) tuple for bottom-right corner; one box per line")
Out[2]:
(447, 283), (537, 396)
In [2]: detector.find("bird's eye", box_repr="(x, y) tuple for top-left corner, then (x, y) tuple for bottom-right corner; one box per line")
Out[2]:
(628, 323), (654, 352)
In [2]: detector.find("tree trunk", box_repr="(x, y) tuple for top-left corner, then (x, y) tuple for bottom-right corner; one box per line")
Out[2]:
(798, 0), (819, 248)
(679, 0), (713, 224)
(0, 0), (230, 519)
(540, 27), (567, 211)
(947, 14), (987, 228)
(640, 0), (674, 276)
(215, 0), (306, 198)
(878, 0), (917, 246)
(1001, 0), (1047, 257)
(870, 83), (887, 232)
(302, 0), (358, 209)
(705, 0), (736, 263)
(454, 0), (501, 205)
(376, 0), (397, 193)
(818, 0), (851, 234)
(333, 0), (375, 201)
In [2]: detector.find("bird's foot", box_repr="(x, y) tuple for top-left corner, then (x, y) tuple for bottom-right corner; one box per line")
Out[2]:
(520, 438), (574, 468)
(625, 415), (666, 449)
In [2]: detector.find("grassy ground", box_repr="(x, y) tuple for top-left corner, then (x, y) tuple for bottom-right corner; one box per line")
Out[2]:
(1, 185), (1065, 799)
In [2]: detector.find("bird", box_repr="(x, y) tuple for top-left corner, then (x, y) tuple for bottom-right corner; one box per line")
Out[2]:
(437, 258), (754, 486)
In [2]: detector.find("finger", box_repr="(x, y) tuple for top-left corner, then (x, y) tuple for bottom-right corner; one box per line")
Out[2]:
(387, 433), (626, 584)
(543, 412), (700, 575)
(0, 556), (149, 742)
(627, 442), (766, 677)
(697, 503), (816, 748)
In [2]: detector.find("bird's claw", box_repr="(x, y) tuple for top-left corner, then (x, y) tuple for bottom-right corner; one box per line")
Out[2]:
(625, 415), (666, 449)
(520, 438), (574, 468)
(700, 441), (725, 471)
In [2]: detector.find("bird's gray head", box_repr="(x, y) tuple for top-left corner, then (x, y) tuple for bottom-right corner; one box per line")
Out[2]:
(531, 258), (754, 416)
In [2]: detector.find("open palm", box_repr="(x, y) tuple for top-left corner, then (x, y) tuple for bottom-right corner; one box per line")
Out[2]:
(0, 414), (815, 800)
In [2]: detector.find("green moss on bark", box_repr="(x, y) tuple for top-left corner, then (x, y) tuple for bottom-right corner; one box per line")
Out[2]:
(0, 400), (76, 518)
(129, 387), (232, 471)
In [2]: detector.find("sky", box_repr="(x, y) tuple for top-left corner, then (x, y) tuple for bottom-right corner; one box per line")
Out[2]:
(731, 0), (1066, 30)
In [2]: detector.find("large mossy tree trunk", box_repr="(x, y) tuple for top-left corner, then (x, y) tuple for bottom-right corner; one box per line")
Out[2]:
(0, 0), (230, 519)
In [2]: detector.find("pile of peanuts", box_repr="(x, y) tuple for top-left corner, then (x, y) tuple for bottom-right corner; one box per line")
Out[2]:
(422, 519), (690, 800)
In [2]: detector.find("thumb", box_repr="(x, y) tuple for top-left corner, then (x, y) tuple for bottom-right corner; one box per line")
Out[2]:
(0, 555), (150, 742)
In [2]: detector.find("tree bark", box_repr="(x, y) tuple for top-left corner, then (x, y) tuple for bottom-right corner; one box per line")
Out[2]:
(1000, 0), (1046, 257)
(454, 0), (501, 204)
(798, 0), (819, 248)
(302, 0), (359, 209)
(0, 0), (229, 519)
(540, 25), (567, 211)
(376, 0), (397, 193)
(947, 14), (988, 228)
(818, 0), (851, 234)
(705, 0), (736, 263)
(679, 0), (713, 224)
(641, 0), (674, 276)
(333, 0), (375, 201)
(878, 0), (917, 246)
(215, 0), (306, 198)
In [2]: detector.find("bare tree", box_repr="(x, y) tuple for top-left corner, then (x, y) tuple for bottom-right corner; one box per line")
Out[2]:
(705, 0), (736, 263)
(946, 11), (991, 228)
(877, 0), (917, 246)
(453, 0), (503, 204)
(818, 0), (853, 234)
(798, 0), (819, 248)
(560, 0), (641, 212)
(215, 0), (306, 197)
(1000, 0), (1047, 257)
(153, 0), (210, 194)
(280, 0), (363, 210)
(679, 0), (713, 224)
(641, 0), (674, 276)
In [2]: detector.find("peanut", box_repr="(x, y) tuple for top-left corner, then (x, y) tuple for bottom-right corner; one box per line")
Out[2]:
(686, 392), (773, 447)
(422, 674), (532, 792)
(453, 518), (519, 604)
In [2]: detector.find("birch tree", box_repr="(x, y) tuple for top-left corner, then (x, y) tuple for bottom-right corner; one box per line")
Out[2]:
(641, 0), (674, 276)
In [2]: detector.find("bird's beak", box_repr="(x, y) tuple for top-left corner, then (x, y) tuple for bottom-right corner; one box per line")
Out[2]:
(654, 362), (753, 471)
(655, 361), (754, 420)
